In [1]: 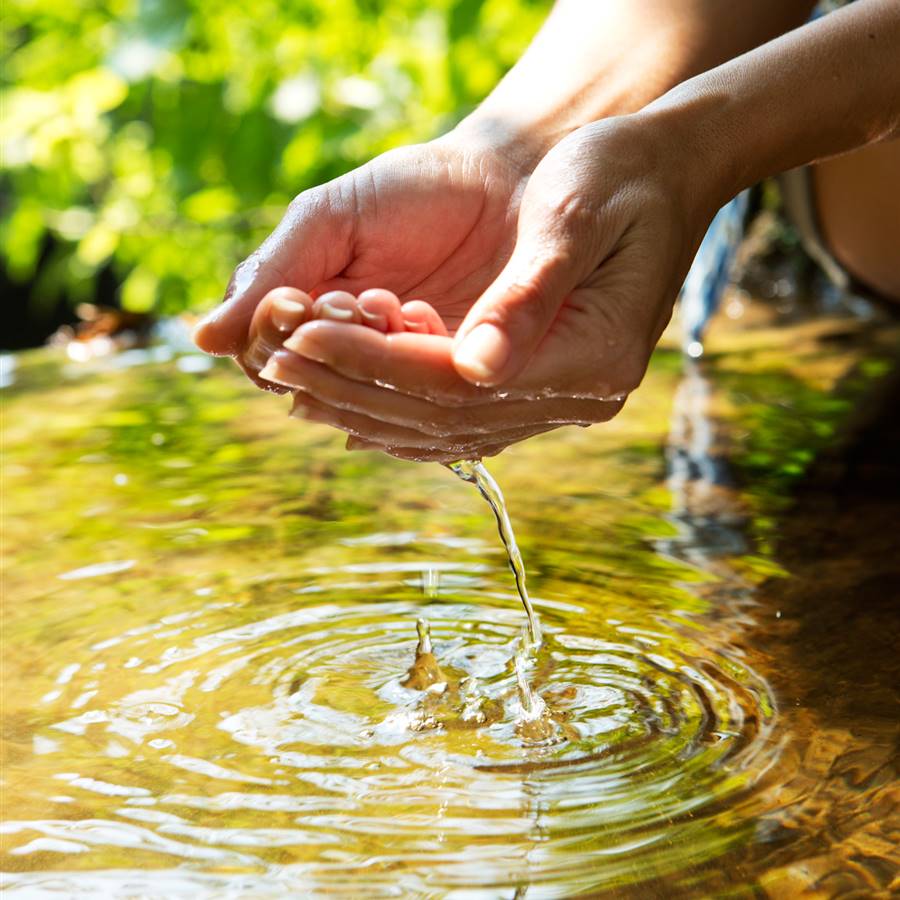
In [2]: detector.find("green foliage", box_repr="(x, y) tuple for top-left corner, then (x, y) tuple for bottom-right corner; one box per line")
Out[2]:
(2, 0), (549, 314)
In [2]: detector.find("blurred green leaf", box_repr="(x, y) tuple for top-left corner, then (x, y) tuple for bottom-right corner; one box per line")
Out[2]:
(121, 265), (158, 311)
(3, 0), (551, 314)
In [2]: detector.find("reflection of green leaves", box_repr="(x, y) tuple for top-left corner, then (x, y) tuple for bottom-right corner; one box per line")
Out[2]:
(3, 0), (551, 313)
(715, 353), (897, 545)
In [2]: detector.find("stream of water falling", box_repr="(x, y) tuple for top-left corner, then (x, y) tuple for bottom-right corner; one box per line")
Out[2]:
(445, 459), (553, 736)
(446, 460), (542, 649)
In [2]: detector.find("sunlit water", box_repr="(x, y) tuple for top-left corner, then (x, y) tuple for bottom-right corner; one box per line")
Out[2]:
(2, 304), (898, 897)
(447, 459), (551, 739)
(448, 460), (541, 650)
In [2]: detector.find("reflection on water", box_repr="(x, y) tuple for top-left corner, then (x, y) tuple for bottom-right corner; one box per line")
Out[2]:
(664, 359), (748, 566)
(2, 305), (899, 896)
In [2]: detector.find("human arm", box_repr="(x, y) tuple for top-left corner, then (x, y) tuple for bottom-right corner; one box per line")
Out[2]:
(451, 0), (900, 385)
(455, 0), (815, 166)
(652, 0), (900, 201)
(262, 0), (900, 461)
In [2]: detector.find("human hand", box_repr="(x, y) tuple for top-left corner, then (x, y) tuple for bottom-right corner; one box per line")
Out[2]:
(191, 130), (537, 387)
(257, 112), (724, 461)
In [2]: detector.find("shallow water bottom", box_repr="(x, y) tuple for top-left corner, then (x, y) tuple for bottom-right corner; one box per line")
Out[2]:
(2, 303), (899, 897)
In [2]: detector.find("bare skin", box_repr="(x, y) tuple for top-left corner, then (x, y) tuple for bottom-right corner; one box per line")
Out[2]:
(253, 287), (556, 462)
(243, 286), (447, 382)
(814, 139), (900, 300)
(196, 0), (819, 364)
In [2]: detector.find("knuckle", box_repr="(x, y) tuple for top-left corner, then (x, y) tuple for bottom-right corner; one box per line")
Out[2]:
(505, 271), (558, 319)
(285, 188), (315, 220)
(481, 260), (563, 336)
(550, 191), (596, 232)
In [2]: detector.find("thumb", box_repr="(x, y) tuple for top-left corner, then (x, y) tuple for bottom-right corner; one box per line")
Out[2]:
(192, 185), (351, 357)
(452, 205), (598, 386)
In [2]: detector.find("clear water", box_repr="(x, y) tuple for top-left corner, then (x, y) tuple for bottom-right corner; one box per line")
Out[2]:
(446, 460), (554, 742)
(2, 306), (898, 897)
(447, 460), (541, 649)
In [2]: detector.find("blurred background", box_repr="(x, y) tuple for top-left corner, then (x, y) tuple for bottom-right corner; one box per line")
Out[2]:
(2, 0), (551, 348)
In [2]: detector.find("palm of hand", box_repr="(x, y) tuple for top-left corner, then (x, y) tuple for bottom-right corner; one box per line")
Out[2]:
(193, 140), (525, 357)
(308, 143), (524, 332)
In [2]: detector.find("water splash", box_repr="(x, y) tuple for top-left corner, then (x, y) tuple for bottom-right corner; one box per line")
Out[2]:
(512, 652), (560, 745)
(400, 618), (443, 690)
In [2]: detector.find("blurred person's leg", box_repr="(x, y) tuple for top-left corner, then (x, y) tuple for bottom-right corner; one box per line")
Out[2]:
(813, 140), (900, 301)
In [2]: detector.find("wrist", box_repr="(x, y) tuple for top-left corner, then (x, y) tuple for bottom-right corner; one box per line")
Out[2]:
(636, 85), (751, 218)
(441, 112), (569, 178)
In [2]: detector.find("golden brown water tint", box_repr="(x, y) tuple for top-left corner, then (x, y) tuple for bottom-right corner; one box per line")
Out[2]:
(2, 300), (898, 897)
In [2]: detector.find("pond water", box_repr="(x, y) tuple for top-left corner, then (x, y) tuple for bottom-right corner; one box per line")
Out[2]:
(2, 300), (898, 897)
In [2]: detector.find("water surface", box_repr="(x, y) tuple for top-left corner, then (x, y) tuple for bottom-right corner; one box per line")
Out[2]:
(2, 302), (898, 897)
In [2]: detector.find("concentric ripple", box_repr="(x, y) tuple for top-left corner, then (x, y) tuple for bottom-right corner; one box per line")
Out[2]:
(4, 564), (777, 897)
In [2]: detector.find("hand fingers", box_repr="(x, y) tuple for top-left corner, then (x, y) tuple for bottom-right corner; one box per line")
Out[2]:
(292, 392), (448, 449)
(192, 185), (354, 356)
(401, 300), (449, 336)
(260, 349), (623, 434)
(508, 244), (670, 400)
(244, 287), (314, 375)
(280, 320), (501, 406)
(357, 289), (404, 333)
(346, 433), (550, 464)
(312, 290), (363, 324)
(291, 391), (555, 458)
(451, 138), (621, 387)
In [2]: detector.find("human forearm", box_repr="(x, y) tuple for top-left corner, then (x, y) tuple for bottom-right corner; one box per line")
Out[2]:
(451, 0), (815, 167)
(645, 0), (900, 208)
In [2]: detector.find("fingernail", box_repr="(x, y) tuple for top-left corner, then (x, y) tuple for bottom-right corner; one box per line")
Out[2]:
(454, 323), (510, 383)
(403, 318), (428, 334)
(259, 350), (300, 387)
(282, 328), (327, 363)
(295, 404), (329, 424)
(243, 335), (276, 370)
(258, 357), (281, 383)
(289, 392), (332, 425)
(318, 300), (355, 321)
(359, 307), (388, 332)
(271, 297), (306, 332)
(347, 436), (378, 451)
